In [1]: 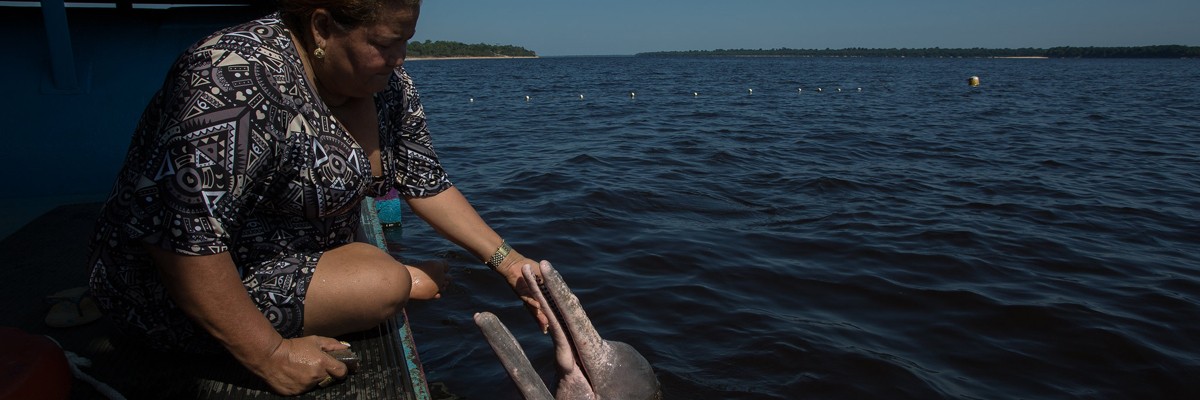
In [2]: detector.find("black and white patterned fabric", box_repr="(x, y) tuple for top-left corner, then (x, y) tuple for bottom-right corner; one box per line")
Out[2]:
(87, 13), (451, 352)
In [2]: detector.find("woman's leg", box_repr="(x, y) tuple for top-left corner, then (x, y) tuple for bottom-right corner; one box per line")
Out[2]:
(302, 242), (411, 336)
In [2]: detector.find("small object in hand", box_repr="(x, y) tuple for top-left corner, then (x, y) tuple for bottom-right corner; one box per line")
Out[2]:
(317, 375), (335, 388)
(326, 348), (361, 373)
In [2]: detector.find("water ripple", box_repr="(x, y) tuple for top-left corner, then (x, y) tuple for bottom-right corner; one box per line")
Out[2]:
(401, 57), (1200, 399)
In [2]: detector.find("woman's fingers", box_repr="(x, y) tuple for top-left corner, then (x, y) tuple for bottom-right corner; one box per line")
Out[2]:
(513, 269), (550, 332)
(316, 337), (351, 352)
(301, 336), (350, 379)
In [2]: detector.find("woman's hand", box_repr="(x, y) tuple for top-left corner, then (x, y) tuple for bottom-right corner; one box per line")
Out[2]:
(252, 335), (349, 396)
(496, 254), (550, 332)
(407, 260), (449, 300)
(145, 248), (348, 395)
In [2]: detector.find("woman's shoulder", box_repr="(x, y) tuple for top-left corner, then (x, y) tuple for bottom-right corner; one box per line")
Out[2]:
(161, 14), (311, 114)
(172, 13), (299, 75)
(151, 14), (314, 143)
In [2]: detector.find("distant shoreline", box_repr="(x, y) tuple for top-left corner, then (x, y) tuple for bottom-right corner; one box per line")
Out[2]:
(637, 45), (1200, 59)
(407, 56), (540, 61)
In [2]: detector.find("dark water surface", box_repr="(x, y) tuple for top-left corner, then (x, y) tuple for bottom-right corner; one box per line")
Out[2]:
(395, 57), (1200, 399)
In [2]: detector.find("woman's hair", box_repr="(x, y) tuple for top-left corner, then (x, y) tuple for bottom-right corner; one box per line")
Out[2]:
(279, 0), (421, 42)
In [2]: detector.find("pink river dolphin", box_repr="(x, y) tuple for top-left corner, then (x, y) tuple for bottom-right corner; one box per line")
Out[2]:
(474, 261), (662, 400)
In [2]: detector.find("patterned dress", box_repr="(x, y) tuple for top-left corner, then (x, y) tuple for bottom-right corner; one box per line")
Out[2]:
(86, 14), (452, 352)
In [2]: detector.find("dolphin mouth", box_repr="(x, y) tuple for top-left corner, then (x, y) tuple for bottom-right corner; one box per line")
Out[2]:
(474, 261), (662, 399)
(471, 311), (552, 397)
(534, 273), (578, 354)
(526, 262), (593, 381)
(474, 261), (603, 397)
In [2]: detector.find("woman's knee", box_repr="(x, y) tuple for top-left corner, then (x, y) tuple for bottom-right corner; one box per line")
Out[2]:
(312, 243), (412, 322)
(373, 262), (411, 316)
(343, 242), (411, 305)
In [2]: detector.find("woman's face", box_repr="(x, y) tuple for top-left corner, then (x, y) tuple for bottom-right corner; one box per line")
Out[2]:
(317, 5), (419, 99)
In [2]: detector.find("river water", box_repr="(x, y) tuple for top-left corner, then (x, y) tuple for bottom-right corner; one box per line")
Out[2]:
(393, 56), (1199, 399)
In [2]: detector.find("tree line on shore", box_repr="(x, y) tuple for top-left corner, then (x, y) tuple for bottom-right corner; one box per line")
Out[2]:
(636, 45), (1200, 59)
(408, 40), (536, 58)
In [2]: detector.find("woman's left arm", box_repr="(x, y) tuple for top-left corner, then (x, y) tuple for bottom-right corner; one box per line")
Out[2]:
(406, 186), (549, 329)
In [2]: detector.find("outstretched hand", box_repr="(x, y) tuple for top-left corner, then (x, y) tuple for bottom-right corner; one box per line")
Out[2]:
(496, 255), (550, 332)
(253, 335), (349, 395)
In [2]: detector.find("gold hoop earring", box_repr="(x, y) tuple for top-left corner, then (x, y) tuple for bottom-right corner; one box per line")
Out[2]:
(313, 47), (326, 59)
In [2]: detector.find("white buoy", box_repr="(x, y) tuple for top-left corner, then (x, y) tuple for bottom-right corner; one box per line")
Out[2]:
(816, 88), (823, 92)
(630, 92), (636, 98)
(693, 92), (699, 96)
(857, 87), (862, 92)
(837, 88), (842, 92)
(525, 95), (531, 102)
(469, 98), (474, 102)
(748, 88), (753, 94)
(798, 88), (803, 93)
(579, 94), (584, 100)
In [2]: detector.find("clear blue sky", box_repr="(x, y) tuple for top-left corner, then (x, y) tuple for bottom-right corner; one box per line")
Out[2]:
(416, 0), (1200, 56)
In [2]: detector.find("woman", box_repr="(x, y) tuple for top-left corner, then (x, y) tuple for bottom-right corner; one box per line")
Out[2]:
(86, 0), (547, 395)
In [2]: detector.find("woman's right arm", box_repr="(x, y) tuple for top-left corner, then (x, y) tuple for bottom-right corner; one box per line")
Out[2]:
(145, 246), (348, 395)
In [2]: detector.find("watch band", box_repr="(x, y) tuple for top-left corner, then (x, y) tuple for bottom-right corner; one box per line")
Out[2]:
(486, 240), (512, 269)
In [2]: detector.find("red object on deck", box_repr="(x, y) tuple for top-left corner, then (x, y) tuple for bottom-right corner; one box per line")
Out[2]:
(0, 327), (71, 400)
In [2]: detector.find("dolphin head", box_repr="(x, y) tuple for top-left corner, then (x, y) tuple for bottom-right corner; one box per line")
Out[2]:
(474, 261), (661, 400)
